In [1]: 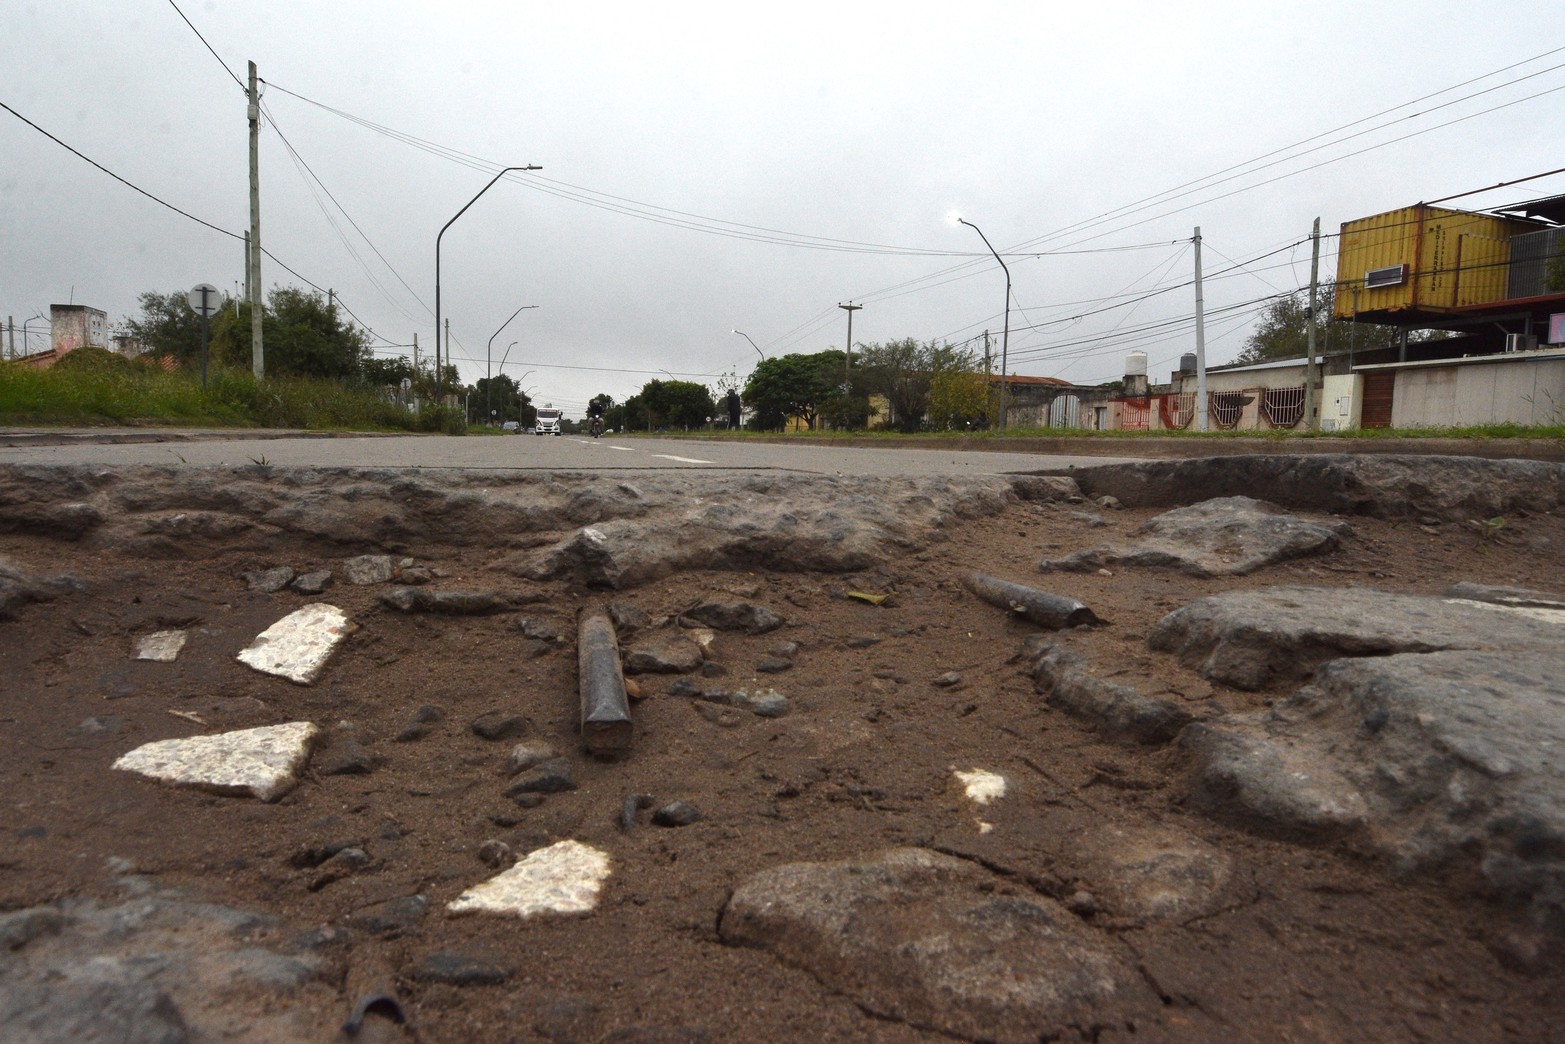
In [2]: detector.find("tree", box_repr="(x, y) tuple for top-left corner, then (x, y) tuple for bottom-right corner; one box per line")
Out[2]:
(636, 379), (715, 430)
(206, 286), (372, 380)
(1236, 285), (1407, 364)
(123, 290), (213, 364)
(473, 373), (530, 426)
(742, 351), (844, 431)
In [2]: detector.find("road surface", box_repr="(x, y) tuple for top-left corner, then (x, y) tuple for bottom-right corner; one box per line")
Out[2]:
(0, 431), (1144, 477)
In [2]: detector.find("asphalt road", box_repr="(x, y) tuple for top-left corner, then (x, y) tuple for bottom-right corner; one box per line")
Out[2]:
(0, 430), (1145, 476)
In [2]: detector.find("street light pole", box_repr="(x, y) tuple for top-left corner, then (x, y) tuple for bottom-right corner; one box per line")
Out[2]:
(956, 218), (1011, 431)
(434, 164), (541, 403)
(837, 302), (861, 387)
(733, 329), (764, 362)
(486, 304), (538, 426)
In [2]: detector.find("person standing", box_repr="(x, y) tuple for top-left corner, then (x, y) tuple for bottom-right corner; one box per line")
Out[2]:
(726, 389), (742, 431)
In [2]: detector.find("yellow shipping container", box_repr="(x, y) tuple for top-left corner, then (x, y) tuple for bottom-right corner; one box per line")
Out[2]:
(1333, 205), (1533, 320)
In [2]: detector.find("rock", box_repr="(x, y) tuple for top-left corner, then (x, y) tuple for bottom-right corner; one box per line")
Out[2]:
(1096, 495), (1123, 510)
(1180, 724), (1369, 841)
(0, 906), (63, 951)
(506, 759), (576, 795)
(74, 715), (122, 735)
(236, 603), (350, 685)
(1043, 497), (1349, 577)
(754, 656), (793, 674)
(112, 722), (320, 802)
(1042, 668), (1193, 745)
(699, 661), (728, 678)
(719, 848), (1158, 1041)
(520, 618), (561, 642)
(478, 840), (515, 869)
(397, 564), (434, 585)
(933, 671), (962, 688)
(313, 736), (381, 776)
(1269, 650), (1565, 929)
(447, 840), (611, 918)
(607, 601), (651, 635)
(770, 641), (800, 659)
(0, 556), (67, 620)
(623, 635), (704, 674)
(1064, 454), (1565, 521)
(380, 587), (510, 614)
(732, 689), (790, 718)
(1149, 586), (1563, 691)
(1444, 581), (1565, 610)
(342, 554), (394, 585)
(290, 569), (333, 595)
(506, 742), (558, 775)
(845, 635), (881, 648)
(410, 952), (511, 986)
(651, 801), (703, 827)
(347, 894), (428, 937)
(241, 566), (294, 593)
(1068, 825), (1232, 922)
(134, 629), (188, 662)
(682, 601), (784, 634)
(471, 712), (528, 741)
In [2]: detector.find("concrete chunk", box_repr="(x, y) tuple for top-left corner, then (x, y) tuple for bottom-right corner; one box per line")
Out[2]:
(135, 630), (188, 662)
(447, 840), (610, 918)
(112, 722), (319, 802)
(237, 603), (350, 684)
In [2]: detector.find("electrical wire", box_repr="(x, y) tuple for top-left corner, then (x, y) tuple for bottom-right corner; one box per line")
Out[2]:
(165, 0), (245, 93)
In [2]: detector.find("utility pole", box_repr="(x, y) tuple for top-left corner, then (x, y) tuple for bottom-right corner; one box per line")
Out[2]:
(242, 231), (250, 304)
(443, 319), (450, 404)
(7, 317), (13, 360)
(1304, 217), (1321, 432)
(1193, 227), (1209, 432)
(838, 301), (861, 388)
(413, 332), (419, 372)
(247, 61), (264, 379)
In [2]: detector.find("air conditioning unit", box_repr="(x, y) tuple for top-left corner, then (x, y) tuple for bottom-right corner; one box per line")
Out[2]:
(1364, 264), (1408, 289)
(1504, 333), (1538, 353)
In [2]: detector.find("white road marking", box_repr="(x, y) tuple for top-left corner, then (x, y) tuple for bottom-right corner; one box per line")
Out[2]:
(651, 454), (714, 464)
(606, 445), (636, 452)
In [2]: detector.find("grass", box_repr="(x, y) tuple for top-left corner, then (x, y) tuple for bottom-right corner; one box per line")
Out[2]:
(0, 352), (466, 434)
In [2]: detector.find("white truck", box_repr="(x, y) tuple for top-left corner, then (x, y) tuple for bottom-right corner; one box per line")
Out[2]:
(534, 405), (563, 435)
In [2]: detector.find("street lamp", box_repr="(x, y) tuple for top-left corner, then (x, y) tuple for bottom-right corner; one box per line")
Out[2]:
(434, 163), (541, 402)
(732, 329), (764, 362)
(953, 215), (1011, 431)
(486, 304), (538, 425)
(838, 302), (861, 387)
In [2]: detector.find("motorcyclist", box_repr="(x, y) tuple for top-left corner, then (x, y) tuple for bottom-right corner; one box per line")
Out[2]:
(587, 401), (605, 438)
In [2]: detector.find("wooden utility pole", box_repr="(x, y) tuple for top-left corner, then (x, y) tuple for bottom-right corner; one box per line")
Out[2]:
(248, 61), (264, 378)
(1304, 217), (1321, 432)
(1193, 227), (1209, 431)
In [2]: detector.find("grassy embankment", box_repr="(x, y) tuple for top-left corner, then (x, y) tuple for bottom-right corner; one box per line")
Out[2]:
(0, 349), (468, 434)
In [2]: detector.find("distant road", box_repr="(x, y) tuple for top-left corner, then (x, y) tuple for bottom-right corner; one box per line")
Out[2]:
(0, 430), (1144, 477)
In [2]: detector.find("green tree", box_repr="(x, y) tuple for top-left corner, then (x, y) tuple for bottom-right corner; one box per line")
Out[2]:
(123, 289), (215, 364)
(207, 286), (372, 380)
(636, 379), (715, 430)
(742, 350), (845, 431)
(1236, 284), (1409, 364)
(473, 373), (531, 427)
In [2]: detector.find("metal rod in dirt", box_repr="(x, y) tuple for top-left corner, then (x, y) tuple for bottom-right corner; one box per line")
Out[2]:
(578, 611), (632, 752)
(963, 573), (1102, 629)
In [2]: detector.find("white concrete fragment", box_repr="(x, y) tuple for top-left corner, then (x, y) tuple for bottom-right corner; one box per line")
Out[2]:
(237, 603), (350, 684)
(112, 721), (319, 802)
(135, 630), (188, 662)
(447, 839), (611, 918)
(954, 769), (1007, 805)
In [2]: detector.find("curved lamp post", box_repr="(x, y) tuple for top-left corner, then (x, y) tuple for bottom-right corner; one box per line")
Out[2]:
(486, 304), (538, 425)
(732, 329), (764, 362)
(434, 164), (541, 402)
(954, 215), (1011, 431)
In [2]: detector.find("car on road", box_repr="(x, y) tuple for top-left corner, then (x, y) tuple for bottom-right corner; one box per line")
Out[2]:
(501, 421), (521, 433)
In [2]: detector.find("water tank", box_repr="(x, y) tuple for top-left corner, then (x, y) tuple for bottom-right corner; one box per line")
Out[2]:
(1125, 351), (1147, 377)
(1179, 353), (1197, 374)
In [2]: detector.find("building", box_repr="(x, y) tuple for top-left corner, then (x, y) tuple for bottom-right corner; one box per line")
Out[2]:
(13, 304), (111, 369)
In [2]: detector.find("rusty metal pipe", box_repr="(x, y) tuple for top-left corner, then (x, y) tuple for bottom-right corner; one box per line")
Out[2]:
(578, 611), (632, 752)
(963, 573), (1102, 630)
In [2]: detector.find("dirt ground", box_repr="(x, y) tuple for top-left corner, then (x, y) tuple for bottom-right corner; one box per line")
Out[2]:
(3, 486), (1565, 1042)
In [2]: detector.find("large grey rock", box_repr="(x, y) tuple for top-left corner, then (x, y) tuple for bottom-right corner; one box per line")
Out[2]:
(0, 556), (71, 620)
(1042, 496), (1349, 577)
(0, 890), (324, 1042)
(1270, 651), (1565, 928)
(1059, 454), (1565, 521)
(681, 601), (784, 634)
(342, 553), (394, 585)
(719, 848), (1157, 1041)
(1149, 586), (1563, 690)
(1180, 725), (1370, 841)
(1028, 638), (1192, 744)
(623, 634), (704, 674)
(1067, 824), (1233, 923)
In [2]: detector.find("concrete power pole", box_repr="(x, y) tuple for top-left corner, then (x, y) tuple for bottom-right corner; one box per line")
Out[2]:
(248, 61), (264, 379)
(1304, 217), (1321, 432)
(1193, 227), (1209, 432)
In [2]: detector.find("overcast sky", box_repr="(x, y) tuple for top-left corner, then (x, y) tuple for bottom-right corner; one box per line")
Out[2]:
(5, 2), (1563, 417)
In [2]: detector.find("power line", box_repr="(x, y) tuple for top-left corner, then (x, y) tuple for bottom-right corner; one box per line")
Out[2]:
(165, 0), (245, 93)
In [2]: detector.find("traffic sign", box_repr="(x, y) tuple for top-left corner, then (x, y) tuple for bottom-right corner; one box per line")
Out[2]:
(187, 284), (221, 317)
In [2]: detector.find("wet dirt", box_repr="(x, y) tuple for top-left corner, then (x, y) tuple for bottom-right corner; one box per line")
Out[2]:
(3, 489), (1564, 1042)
